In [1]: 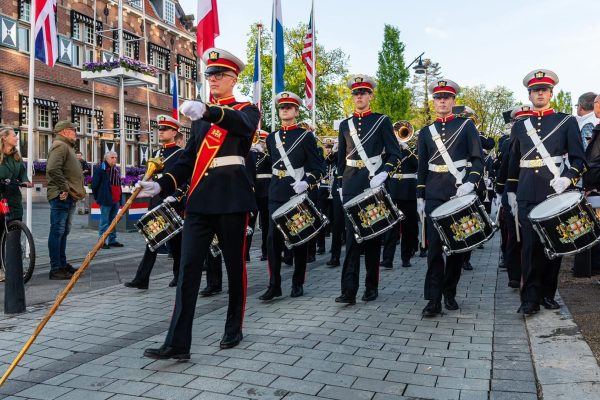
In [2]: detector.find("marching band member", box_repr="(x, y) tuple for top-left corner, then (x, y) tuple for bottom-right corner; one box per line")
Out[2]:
(317, 140), (336, 255)
(124, 115), (187, 290)
(506, 69), (585, 314)
(327, 142), (344, 267)
(136, 48), (260, 357)
(417, 79), (484, 316)
(253, 131), (271, 261)
(381, 122), (419, 269)
(259, 92), (324, 301)
(335, 74), (402, 304)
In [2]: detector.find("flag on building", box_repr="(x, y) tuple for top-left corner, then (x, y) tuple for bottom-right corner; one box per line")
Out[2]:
(34, 0), (58, 67)
(272, 0), (284, 93)
(302, 7), (315, 110)
(196, 0), (220, 57)
(171, 71), (179, 120)
(252, 29), (262, 109)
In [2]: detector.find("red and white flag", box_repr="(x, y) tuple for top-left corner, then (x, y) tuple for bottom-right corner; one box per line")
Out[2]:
(196, 0), (220, 57)
(34, 0), (58, 67)
(302, 6), (314, 110)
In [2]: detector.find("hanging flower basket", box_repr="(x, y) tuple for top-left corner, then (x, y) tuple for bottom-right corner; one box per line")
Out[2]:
(81, 57), (159, 87)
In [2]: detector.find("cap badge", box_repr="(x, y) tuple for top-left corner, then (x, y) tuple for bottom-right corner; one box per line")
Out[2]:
(354, 77), (364, 83)
(535, 71), (545, 80)
(209, 51), (219, 61)
(282, 92), (289, 98)
(438, 80), (447, 87)
(523, 106), (531, 111)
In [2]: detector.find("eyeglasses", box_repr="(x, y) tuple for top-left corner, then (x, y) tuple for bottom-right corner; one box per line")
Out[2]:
(352, 90), (371, 97)
(158, 127), (174, 131)
(279, 105), (295, 110)
(433, 94), (454, 100)
(204, 72), (236, 81)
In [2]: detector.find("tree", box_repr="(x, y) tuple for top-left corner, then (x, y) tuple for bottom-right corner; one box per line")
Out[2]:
(237, 23), (349, 135)
(457, 85), (516, 136)
(372, 25), (410, 122)
(409, 59), (442, 129)
(550, 89), (573, 114)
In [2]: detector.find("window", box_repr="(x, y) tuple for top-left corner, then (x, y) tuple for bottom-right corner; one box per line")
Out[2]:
(38, 134), (51, 159)
(185, 81), (194, 100)
(73, 44), (94, 68)
(77, 114), (93, 136)
(129, 0), (142, 9)
(17, 26), (29, 53)
(154, 52), (166, 70)
(127, 144), (135, 166)
(37, 106), (51, 130)
(180, 63), (193, 79)
(164, 0), (176, 25)
(21, 103), (29, 126)
(19, 0), (31, 22)
(125, 120), (136, 141)
(72, 22), (81, 41)
(156, 73), (168, 93)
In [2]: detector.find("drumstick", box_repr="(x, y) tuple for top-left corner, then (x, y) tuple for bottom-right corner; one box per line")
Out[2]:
(0, 158), (164, 386)
(420, 213), (426, 247)
(515, 210), (521, 243)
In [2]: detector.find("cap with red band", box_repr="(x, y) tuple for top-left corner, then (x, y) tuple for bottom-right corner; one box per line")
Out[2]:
(428, 78), (460, 96)
(347, 74), (377, 92)
(202, 47), (245, 75)
(258, 130), (269, 140)
(510, 105), (534, 119)
(523, 69), (559, 90)
(157, 114), (181, 131)
(275, 91), (303, 107)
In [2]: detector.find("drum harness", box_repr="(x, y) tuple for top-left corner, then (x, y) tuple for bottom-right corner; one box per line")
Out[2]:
(273, 129), (311, 182)
(346, 115), (387, 178)
(152, 148), (183, 179)
(427, 119), (470, 187)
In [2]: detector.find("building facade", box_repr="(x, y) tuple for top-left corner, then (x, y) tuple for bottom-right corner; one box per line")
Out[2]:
(0, 0), (198, 166)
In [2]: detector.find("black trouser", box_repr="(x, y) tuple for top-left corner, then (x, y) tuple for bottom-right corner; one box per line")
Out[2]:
(4, 220), (25, 314)
(267, 202), (307, 289)
(340, 213), (381, 298)
(382, 200), (418, 267)
(502, 206), (522, 282)
(518, 202), (561, 304)
(499, 204), (508, 258)
(330, 192), (345, 260)
(317, 196), (333, 249)
(132, 232), (182, 285)
(164, 212), (249, 351)
(424, 199), (464, 302)
(245, 211), (257, 260)
(204, 252), (222, 290)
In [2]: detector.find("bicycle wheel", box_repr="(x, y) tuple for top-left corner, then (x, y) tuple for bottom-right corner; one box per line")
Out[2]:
(0, 220), (36, 284)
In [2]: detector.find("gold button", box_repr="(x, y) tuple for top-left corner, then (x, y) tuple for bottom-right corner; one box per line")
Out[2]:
(538, 117), (542, 120)
(537, 129), (541, 132)
(204, 173), (209, 176)
(535, 170), (539, 173)
(537, 123), (541, 126)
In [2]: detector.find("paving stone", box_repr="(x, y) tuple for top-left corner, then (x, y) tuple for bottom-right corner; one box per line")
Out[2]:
(489, 392), (538, 400)
(385, 370), (437, 386)
(404, 383), (460, 400)
(436, 376), (489, 391)
(305, 370), (356, 388)
(186, 377), (241, 394)
(351, 377), (406, 395)
(55, 389), (114, 400)
(316, 384), (373, 400)
(226, 369), (278, 386)
(338, 364), (387, 380)
(491, 379), (537, 393)
(14, 384), (72, 400)
(269, 376), (324, 396)
(459, 390), (489, 400)
(230, 383), (289, 399)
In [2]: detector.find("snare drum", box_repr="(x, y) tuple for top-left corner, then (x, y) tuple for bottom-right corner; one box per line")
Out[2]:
(528, 191), (600, 259)
(430, 194), (496, 255)
(343, 186), (404, 243)
(135, 203), (183, 252)
(272, 193), (328, 249)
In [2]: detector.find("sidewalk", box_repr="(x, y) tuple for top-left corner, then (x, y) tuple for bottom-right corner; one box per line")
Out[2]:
(0, 205), (598, 399)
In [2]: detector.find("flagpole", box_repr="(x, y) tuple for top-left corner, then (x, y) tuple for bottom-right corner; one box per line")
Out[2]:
(311, 0), (316, 131)
(25, 0), (36, 234)
(256, 23), (262, 129)
(271, 0), (276, 132)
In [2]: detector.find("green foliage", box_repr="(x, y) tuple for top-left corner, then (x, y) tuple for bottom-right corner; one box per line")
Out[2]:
(550, 89), (573, 114)
(457, 85), (517, 136)
(372, 25), (410, 122)
(237, 23), (349, 134)
(409, 59), (442, 129)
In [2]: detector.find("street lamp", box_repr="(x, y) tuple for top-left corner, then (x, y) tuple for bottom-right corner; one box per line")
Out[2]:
(406, 52), (426, 74)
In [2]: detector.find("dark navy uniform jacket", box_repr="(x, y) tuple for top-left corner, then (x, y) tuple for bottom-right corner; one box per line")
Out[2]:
(506, 110), (585, 203)
(385, 145), (418, 201)
(265, 125), (324, 204)
(157, 98), (261, 214)
(149, 144), (188, 212)
(251, 151), (271, 198)
(337, 111), (402, 202)
(417, 115), (483, 202)
(476, 152), (495, 194)
(318, 153), (336, 201)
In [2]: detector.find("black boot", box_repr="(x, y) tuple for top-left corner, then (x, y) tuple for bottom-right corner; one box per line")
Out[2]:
(290, 285), (304, 298)
(361, 289), (378, 302)
(143, 344), (190, 360)
(200, 286), (222, 297)
(444, 297), (459, 310)
(220, 331), (243, 349)
(422, 300), (442, 317)
(326, 257), (340, 267)
(463, 261), (473, 271)
(335, 294), (356, 304)
(259, 287), (282, 301)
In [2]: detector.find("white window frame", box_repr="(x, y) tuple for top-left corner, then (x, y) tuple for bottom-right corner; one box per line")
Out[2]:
(127, 144), (135, 166)
(163, 0), (176, 25)
(17, 26), (29, 53)
(37, 106), (51, 131)
(38, 134), (52, 160)
(125, 120), (136, 141)
(19, 0), (31, 22)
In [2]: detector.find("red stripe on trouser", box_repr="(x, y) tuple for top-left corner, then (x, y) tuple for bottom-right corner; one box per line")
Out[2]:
(240, 212), (249, 329)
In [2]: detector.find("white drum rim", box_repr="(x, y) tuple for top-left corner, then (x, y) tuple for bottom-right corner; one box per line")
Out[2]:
(430, 194), (478, 219)
(343, 187), (383, 209)
(528, 191), (583, 221)
(272, 193), (309, 218)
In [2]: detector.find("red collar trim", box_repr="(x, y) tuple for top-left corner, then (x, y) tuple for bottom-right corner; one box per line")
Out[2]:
(436, 114), (455, 123)
(353, 109), (372, 117)
(211, 95), (237, 105)
(162, 142), (177, 149)
(532, 108), (555, 116)
(281, 124), (298, 131)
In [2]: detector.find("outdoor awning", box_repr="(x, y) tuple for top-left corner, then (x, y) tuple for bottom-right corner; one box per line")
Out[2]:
(20, 95), (59, 126)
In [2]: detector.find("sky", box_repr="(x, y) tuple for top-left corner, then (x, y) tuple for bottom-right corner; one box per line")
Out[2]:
(179, 0), (600, 106)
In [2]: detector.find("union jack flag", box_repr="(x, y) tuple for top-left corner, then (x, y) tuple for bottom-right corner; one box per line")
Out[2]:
(34, 0), (58, 67)
(302, 8), (314, 110)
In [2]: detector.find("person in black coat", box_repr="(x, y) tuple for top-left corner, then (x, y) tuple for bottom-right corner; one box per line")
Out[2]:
(137, 48), (260, 358)
(259, 92), (324, 301)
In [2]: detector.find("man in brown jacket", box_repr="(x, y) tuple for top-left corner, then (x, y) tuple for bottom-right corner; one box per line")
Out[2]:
(46, 120), (85, 280)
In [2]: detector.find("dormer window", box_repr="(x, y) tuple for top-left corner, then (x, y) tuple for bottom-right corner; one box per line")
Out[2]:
(164, 0), (175, 25)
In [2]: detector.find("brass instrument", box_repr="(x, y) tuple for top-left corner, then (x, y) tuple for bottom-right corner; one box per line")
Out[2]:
(252, 130), (261, 144)
(394, 120), (414, 142)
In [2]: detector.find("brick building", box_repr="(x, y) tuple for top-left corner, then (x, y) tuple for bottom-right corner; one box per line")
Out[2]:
(0, 0), (197, 166)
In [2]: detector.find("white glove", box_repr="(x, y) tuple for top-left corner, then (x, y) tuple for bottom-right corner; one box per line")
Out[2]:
(550, 177), (571, 194)
(417, 198), (425, 219)
(507, 192), (518, 216)
(456, 182), (475, 197)
(135, 181), (161, 198)
(338, 188), (343, 198)
(164, 195), (177, 203)
(292, 180), (309, 194)
(485, 178), (492, 188)
(180, 101), (207, 121)
(369, 172), (388, 188)
(251, 143), (263, 153)
(495, 193), (502, 206)
(399, 141), (408, 150)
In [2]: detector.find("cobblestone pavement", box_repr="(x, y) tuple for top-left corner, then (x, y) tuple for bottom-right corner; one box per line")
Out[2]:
(0, 204), (598, 399)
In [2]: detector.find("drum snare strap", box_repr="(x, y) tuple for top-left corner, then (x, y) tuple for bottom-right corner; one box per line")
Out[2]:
(429, 121), (468, 185)
(522, 118), (567, 181)
(275, 130), (304, 182)
(347, 118), (383, 177)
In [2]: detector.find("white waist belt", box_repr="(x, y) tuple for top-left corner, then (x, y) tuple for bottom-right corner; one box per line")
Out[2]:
(519, 156), (563, 168)
(346, 155), (383, 169)
(428, 159), (471, 173)
(391, 173), (417, 179)
(256, 174), (271, 179)
(209, 156), (245, 169)
(272, 167), (305, 178)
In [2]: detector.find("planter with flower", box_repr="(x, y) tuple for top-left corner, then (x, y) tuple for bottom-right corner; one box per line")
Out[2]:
(81, 57), (159, 87)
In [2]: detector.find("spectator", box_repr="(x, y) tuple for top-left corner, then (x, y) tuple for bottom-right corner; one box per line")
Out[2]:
(91, 151), (123, 249)
(75, 151), (90, 214)
(46, 120), (86, 280)
(576, 92), (599, 149)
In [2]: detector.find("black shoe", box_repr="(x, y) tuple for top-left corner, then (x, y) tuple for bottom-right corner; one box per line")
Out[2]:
(518, 302), (540, 315)
(422, 301), (442, 317)
(316, 247), (325, 255)
(508, 280), (520, 288)
(498, 254), (506, 269)
(200, 286), (222, 297)
(444, 297), (459, 310)
(101, 244), (111, 249)
(64, 263), (78, 274)
(283, 257), (293, 266)
(307, 255), (316, 263)
(477, 244), (484, 249)
(401, 260), (412, 268)
(541, 297), (560, 310)
(124, 280), (148, 290)
(245, 255), (250, 262)
(463, 261), (473, 271)
(109, 241), (124, 247)
(260, 255), (268, 261)
(259, 287), (282, 301)
(290, 285), (304, 298)
(419, 249), (427, 258)
(143, 344), (190, 360)
(49, 268), (73, 280)
(361, 290), (378, 302)
(380, 261), (393, 269)
(335, 294), (356, 305)
(326, 258), (340, 267)
(220, 331), (243, 349)
(168, 278), (178, 287)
